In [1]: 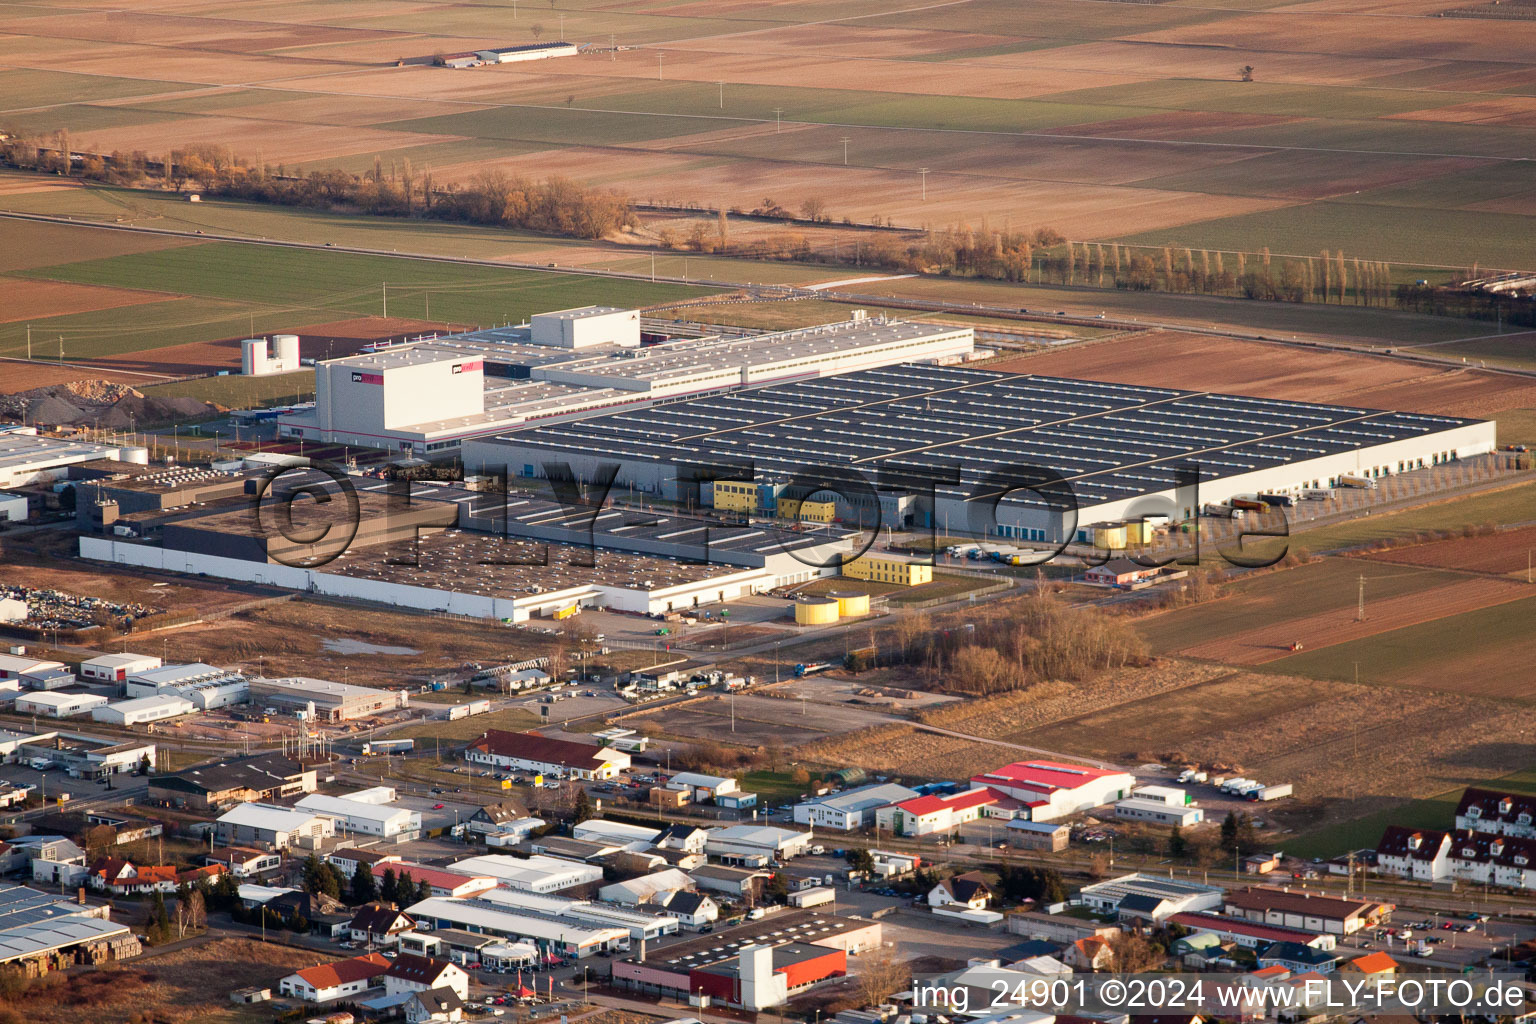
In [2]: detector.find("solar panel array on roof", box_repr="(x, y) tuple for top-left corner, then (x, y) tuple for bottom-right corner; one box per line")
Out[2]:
(481, 364), (1479, 512)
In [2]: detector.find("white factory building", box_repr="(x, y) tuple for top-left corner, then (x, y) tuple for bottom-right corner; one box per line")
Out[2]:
(405, 895), (630, 958)
(448, 854), (603, 893)
(0, 493), (27, 523)
(126, 663), (249, 708)
(276, 308), (975, 454)
(474, 42), (580, 63)
(215, 803), (336, 848)
(15, 692), (108, 719)
(91, 694), (196, 726)
(79, 653), (163, 685)
(794, 783), (920, 831)
(242, 335), (300, 377)
(295, 792), (422, 841)
(0, 426), (147, 490)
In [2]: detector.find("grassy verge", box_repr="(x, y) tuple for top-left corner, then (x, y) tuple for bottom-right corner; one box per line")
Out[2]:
(1290, 480), (1536, 551)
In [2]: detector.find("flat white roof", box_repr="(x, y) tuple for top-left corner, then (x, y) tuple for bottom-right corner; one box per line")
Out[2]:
(449, 854), (601, 888)
(295, 793), (413, 824)
(101, 694), (195, 714)
(405, 896), (626, 946)
(217, 802), (327, 832)
(81, 653), (161, 669)
(16, 692), (105, 709)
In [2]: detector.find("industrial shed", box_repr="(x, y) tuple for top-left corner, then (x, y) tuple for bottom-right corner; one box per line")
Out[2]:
(91, 694), (196, 726)
(469, 364), (1494, 543)
(15, 692), (108, 719)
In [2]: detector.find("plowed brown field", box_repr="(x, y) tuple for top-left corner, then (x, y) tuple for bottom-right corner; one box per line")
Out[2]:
(1361, 525), (1536, 576)
(995, 332), (1536, 418)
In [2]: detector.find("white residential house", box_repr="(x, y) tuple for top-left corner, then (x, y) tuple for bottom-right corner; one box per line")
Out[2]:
(1447, 830), (1536, 890)
(654, 824), (709, 854)
(1375, 826), (1451, 882)
(928, 871), (992, 910)
(663, 890), (719, 930)
(279, 953), (391, 1002)
(383, 953), (471, 1001)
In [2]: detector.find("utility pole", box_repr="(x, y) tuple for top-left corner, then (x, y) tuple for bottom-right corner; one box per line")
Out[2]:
(25, 324), (30, 359)
(719, 81), (724, 109)
(919, 167), (930, 201)
(657, 52), (663, 80)
(1356, 574), (1366, 621)
(772, 107), (783, 132)
(839, 136), (850, 165)
(382, 282), (388, 318)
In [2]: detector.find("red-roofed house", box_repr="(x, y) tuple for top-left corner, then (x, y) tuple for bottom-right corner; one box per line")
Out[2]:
(970, 760), (1134, 822)
(372, 861), (497, 899)
(280, 952), (391, 1002)
(1343, 951), (1398, 976)
(87, 857), (224, 894)
(1067, 935), (1114, 971)
(876, 788), (1008, 836)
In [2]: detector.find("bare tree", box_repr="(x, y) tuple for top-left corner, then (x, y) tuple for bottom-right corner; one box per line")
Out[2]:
(856, 945), (912, 1007)
(530, 22), (544, 39)
(799, 197), (827, 223)
(1239, 65), (1255, 82)
(175, 888), (206, 939)
(1106, 932), (1164, 972)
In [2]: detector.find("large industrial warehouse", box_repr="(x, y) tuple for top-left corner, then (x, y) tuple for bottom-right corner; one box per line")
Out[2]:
(466, 363), (1496, 544)
(80, 475), (856, 619)
(276, 308), (975, 454)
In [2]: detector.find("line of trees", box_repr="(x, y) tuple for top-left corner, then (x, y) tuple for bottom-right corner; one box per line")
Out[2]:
(0, 133), (634, 240)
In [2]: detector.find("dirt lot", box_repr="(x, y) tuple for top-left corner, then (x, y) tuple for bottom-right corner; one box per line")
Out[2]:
(994, 332), (1536, 418)
(1359, 524), (1536, 576)
(4, 937), (329, 1024)
(84, 316), (466, 375)
(627, 690), (901, 748)
(0, 357), (172, 393)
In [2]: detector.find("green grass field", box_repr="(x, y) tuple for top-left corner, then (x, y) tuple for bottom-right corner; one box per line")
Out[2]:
(1135, 557), (1465, 654)
(141, 370), (314, 409)
(1263, 594), (1536, 699)
(1290, 481), (1536, 551)
(4, 232), (718, 359)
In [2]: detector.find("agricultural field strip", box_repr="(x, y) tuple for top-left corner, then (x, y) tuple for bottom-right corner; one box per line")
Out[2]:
(1174, 576), (1533, 664)
(4, 62), (1534, 166)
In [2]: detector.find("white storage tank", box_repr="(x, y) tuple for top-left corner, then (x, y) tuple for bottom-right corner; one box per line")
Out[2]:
(273, 334), (300, 369)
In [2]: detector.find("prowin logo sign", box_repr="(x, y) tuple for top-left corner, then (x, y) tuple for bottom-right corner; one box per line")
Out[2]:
(351, 371), (384, 385)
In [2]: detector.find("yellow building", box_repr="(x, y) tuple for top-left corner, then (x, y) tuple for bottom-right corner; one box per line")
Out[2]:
(827, 591), (870, 617)
(712, 480), (759, 515)
(1090, 520), (1156, 550)
(777, 495), (836, 524)
(794, 596), (840, 625)
(843, 553), (933, 587)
